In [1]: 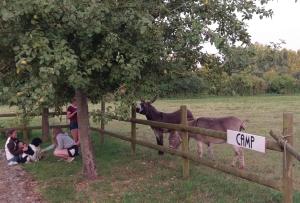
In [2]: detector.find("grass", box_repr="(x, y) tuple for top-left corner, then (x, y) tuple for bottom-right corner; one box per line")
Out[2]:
(0, 95), (300, 202)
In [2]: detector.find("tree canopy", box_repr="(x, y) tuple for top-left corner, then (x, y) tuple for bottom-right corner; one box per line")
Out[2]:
(0, 0), (273, 114)
(0, 0), (277, 179)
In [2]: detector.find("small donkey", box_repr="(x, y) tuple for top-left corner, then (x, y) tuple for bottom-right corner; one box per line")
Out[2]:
(169, 116), (246, 169)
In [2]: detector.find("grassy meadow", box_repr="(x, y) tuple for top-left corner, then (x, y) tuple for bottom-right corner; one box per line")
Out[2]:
(0, 95), (300, 202)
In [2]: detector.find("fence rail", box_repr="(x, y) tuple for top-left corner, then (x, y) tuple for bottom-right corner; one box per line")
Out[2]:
(94, 113), (284, 152)
(0, 112), (67, 118)
(0, 124), (69, 132)
(1, 105), (299, 203)
(270, 130), (300, 162)
(0, 111), (67, 141)
(90, 127), (281, 191)
(95, 105), (299, 203)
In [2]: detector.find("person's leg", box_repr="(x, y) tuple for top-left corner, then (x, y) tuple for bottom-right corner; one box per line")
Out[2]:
(53, 149), (70, 160)
(70, 122), (79, 145)
(7, 156), (20, 165)
(71, 129), (79, 145)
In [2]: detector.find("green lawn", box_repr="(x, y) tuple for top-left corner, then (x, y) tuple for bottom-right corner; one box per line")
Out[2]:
(0, 95), (300, 202)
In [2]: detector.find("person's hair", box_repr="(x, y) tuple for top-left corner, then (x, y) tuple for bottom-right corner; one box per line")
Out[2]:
(31, 137), (42, 147)
(6, 128), (16, 137)
(53, 127), (64, 136)
(52, 127), (64, 146)
(72, 97), (76, 103)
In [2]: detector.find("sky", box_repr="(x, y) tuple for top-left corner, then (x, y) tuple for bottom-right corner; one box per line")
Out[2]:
(247, 0), (300, 51)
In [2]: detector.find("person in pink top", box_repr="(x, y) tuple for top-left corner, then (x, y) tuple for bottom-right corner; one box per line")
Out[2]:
(67, 97), (79, 145)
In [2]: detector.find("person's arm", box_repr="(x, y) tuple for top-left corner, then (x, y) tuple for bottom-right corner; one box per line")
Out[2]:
(41, 144), (55, 153)
(67, 107), (77, 119)
(7, 140), (23, 156)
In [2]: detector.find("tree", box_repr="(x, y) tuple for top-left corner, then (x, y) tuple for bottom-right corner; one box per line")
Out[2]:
(0, 0), (274, 179)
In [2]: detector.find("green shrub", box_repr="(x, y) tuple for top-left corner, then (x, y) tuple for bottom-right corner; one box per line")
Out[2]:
(159, 74), (208, 97)
(229, 73), (267, 96)
(264, 71), (296, 94)
(200, 68), (232, 96)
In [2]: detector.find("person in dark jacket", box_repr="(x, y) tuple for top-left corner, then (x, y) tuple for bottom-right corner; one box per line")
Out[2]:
(4, 129), (28, 165)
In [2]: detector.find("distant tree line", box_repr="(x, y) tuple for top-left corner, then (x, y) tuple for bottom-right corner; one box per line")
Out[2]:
(159, 43), (300, 97)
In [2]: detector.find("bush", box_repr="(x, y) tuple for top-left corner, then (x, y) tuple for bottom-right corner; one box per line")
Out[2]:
(229, 73), (267, 95)
(264, 71), (296, 94)
(200, 68), (232, 96)
(159, 74), (208, 97)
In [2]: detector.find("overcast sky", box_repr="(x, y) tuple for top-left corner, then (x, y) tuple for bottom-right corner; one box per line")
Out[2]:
(247, 0), (300, 51)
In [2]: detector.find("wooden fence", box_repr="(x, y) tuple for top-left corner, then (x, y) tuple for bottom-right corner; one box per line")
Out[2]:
(0, 109), (68, 142)
(93, 104), (300, 203)
(1, 105), (300, 203)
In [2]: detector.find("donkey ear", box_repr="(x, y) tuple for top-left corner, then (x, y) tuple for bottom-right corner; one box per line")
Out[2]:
(150, 95), (158, 104)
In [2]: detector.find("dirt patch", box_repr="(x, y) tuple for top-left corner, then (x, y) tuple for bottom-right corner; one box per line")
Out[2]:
(0, 149), (44, 203)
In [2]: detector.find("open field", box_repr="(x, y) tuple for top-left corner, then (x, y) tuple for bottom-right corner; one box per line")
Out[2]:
(0, 95), (300, 202)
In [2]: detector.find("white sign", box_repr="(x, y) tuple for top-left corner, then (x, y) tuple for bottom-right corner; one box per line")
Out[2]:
(227, 130), (266, 153)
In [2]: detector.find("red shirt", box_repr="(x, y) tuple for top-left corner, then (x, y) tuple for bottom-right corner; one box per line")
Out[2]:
(67, 105), (77, 122)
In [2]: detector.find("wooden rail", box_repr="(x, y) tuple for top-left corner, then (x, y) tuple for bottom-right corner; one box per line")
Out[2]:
(90, 127), (281, 191)
(0, 124), (69, 132)
(130, 118), (283, 152)
(95, 113), (283, 152)
(270, 130), (300, 162)
(0, 112), (67, 118)
(94, 107), (299, 203)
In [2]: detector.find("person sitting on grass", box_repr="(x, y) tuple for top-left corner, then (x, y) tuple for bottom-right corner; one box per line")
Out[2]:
(18, 138), (43, 163)
(52, 127), (79, 162)
(5, 128), (28, 166)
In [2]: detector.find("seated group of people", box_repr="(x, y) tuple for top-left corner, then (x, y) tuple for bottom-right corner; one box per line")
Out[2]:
(5, 129), (43, 165)
(4, 127), (80, 165)
(4, 98), (80, 165)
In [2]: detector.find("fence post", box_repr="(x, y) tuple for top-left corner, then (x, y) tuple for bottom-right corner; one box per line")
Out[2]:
(22, 123), (29, 143)
(100, 100), (105, 144)
(181, 105), (189, 178)
(131, 104), (136, 155)
(42, 108), (49, 141)
(282, 113), (293, 203)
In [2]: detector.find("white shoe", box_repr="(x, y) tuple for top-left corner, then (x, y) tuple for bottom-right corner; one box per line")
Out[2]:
(8, 161), (18, 166)
(66, 157), (75, 163)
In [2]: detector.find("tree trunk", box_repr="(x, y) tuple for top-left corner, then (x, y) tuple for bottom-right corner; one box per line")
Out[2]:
(76, 89), (98, 179)
(42, 108), (49, 141)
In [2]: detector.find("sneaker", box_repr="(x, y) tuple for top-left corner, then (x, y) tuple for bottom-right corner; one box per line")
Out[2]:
(8, 161), (18, 166)
(66, 157), (75, 163)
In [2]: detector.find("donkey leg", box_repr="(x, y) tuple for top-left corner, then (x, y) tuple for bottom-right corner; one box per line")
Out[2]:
(232, 146), (244, 169)
(154, 130), (164, 155)
(238, 147), (245, 169)
(197, 141), (203, 158)
(231, 146), (239, 167)
(207, 143), (215, 161)
(169, 131), (182, 149)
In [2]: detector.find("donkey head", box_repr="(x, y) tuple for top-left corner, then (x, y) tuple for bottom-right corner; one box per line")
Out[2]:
(136, 96), (157, 116)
